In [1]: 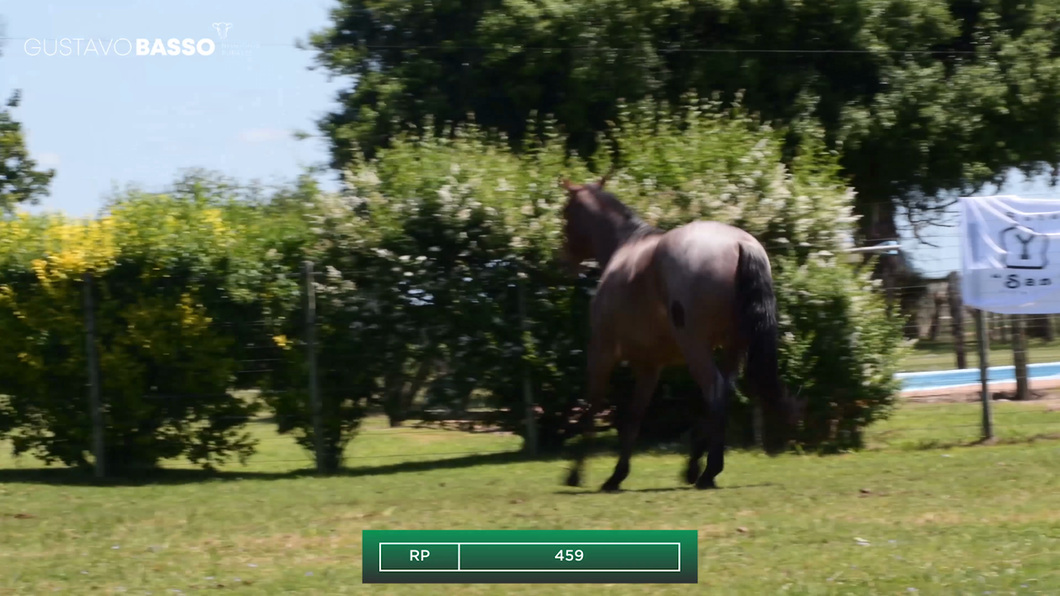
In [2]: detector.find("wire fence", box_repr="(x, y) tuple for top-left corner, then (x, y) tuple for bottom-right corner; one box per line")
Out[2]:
(5, 223), (1060, 479)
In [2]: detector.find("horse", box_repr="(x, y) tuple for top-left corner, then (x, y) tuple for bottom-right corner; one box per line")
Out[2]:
(557, 171), (805, 492)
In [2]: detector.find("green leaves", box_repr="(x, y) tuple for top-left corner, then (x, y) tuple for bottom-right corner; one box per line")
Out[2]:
(0, 171), (305, 474)
(292, 95), (907, 453)
(0, 99), (909, 466)
(310, 0), (1060, 238)
(0, 91), (55, 214)
(773, 253), (909, 451)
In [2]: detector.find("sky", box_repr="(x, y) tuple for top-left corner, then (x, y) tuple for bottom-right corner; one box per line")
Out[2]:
(1, 0), (346, 216)
(5, 0), (1060, 278)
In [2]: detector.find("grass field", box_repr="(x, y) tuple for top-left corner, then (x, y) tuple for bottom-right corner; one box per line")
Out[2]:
(4, 400), (1060, 595)
(900, 338), (1060, 372)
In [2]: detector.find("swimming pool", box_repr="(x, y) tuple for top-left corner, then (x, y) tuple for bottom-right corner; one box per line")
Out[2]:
(897, 361), (1060, 392)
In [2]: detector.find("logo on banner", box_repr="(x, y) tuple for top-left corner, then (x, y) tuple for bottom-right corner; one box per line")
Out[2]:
(1000, 222), (1049, 270)
(990, 213), (1054, 290)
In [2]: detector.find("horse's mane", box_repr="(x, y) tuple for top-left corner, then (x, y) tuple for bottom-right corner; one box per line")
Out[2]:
(587, 184), (661, 244)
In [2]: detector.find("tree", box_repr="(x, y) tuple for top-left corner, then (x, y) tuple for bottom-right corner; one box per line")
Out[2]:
(0, 21), (62, 450)
(304, 0), (1060, 286)
(0, 21), (56, 214)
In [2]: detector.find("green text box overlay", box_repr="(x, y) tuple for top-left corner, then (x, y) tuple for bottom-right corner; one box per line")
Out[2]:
(362, 530), (697, 584)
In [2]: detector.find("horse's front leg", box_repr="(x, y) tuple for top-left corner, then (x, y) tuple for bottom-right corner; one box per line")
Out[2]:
(565, 339), (616, 488)
(601, 364), (660, 492)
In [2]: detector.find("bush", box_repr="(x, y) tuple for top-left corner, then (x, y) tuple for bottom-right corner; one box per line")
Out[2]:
(0, 176), (292, 474)
(773, 254), (908, 451)
(289, 93), (908, 456)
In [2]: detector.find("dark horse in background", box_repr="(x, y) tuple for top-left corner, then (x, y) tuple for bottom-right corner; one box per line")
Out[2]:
(558, 172), (805, 492)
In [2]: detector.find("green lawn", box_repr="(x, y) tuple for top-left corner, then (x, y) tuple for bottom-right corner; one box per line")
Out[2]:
(3, 401), (1060, 594)
(900, 338), (1060, 372)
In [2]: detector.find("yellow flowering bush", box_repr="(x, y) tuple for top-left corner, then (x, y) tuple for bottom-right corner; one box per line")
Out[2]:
(0, 179), (291, 473)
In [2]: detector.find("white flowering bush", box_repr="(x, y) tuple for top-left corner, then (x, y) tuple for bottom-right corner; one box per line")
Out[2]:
(772, 253), (907, 451)
(266, 95), (907, 458)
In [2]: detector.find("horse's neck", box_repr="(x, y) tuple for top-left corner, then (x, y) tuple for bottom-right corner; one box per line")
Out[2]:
(586, 215), (624, 269)
(591, 216), (651, 270)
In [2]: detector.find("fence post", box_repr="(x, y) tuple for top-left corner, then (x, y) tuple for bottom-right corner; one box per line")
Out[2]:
(517, 276), (539, 456)
(303, 261), (325, 473)
(82, 271), (105, 479)
(1013, 314), (1029, 402)
(974, 309), (993, 441)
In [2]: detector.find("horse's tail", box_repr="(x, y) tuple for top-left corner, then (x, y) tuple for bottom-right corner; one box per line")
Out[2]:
(734, 240), (781, 403)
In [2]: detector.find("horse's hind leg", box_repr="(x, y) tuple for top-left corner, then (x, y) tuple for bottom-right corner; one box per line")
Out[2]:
(601, 364), (660, 493)
(679, 345), (728, 489)
(565, 338), (617, 488)
(699, 352), (740, 489)
(684, 388), (707, 485)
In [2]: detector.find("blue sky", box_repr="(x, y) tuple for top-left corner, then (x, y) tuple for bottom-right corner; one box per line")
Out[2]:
(4, 0), (1060, 278)
(2, 0), (346, 216)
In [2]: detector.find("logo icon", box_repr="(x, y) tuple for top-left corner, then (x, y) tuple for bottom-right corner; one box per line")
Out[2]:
(1000, 223), (1049, 270)
(212, 22), (233, 40)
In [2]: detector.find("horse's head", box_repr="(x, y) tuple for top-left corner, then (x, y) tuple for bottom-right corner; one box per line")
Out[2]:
(557, 168), (617, 273)
(761, 384), (806, 456)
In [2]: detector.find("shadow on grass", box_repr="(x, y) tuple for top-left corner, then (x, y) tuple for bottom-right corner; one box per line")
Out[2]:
(0, 439), (664, 487)
(554, 482), (778, 496)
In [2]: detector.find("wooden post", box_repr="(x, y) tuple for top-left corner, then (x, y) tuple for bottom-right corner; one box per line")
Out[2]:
(974, 309), (993, 441)
(1013, 314), (1030, 402)
(82, 271), (105, 478)
(303, 261), (325, 473)
(518, 276), (538, 456)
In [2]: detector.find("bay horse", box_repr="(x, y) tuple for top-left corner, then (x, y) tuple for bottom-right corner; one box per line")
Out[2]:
(558, 172), (804, 492)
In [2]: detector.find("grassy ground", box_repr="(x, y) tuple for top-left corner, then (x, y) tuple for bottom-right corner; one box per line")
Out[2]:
(900, 338), (1060, 372)
(3, 400), (1060, 595)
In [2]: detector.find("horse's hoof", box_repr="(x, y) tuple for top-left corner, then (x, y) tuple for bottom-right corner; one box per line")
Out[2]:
(565, 470), (582, 488)
(695, 477), (719, 490)
(684, 464), (700, 485)
(600, 481), (622, 493)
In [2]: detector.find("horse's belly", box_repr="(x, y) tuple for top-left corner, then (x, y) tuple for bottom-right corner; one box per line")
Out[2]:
(615, 323), (684, 366)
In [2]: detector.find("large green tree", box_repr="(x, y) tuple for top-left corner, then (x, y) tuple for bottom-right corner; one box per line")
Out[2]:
(305, 0), (1060, 252)
(0, 20), (56, 214)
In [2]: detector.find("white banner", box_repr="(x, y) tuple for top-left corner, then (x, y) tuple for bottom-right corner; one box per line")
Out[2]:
(960, 195), (1060, 314)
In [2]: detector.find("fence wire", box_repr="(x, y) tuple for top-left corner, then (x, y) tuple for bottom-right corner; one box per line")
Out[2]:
(4, 225), (1060, 477)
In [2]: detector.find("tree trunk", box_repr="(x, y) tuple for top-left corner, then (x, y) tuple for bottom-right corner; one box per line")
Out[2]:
(1013, 314), (1030, 401)
(400, 355), (435, 414)
(382, 364), (410, 427)
(947, 272), (967, 369)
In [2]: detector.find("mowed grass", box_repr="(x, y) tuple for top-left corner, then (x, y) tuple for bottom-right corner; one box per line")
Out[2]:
(3, 401), (1060, 594)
